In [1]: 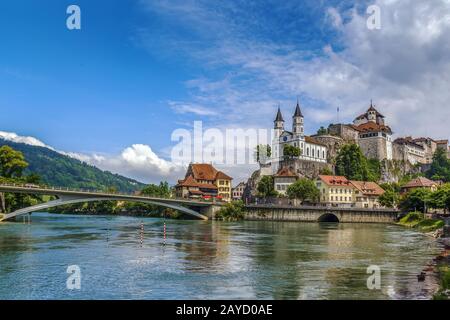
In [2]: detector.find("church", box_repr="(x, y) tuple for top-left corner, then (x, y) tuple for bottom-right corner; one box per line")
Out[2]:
(271, 100), (327, 173)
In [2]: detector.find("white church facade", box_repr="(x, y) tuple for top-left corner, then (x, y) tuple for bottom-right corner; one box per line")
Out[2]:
(271, 101), (327, 173)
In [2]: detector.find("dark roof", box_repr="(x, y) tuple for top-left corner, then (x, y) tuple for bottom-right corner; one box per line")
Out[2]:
(354, 103), (385, 121)
(293, 100), (303, 117)
(274, 107), (284, 122)
(394, 137), (425, 150)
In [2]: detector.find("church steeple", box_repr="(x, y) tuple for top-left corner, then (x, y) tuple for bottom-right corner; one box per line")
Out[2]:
(292, 99), (304, 136)
(274, 106), (284, 130)
(274, 107), (284, 122)
(293, 98), (303, 117)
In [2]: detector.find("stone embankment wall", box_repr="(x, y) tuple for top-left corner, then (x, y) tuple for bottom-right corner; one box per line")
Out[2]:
(245, 205), (398, 223)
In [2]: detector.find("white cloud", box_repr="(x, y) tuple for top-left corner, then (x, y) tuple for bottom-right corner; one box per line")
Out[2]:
(168, 101), (218, 116)
(0, 131), (54, 149)
(138, 0), (450, 142)
(0, 130), (186, 184)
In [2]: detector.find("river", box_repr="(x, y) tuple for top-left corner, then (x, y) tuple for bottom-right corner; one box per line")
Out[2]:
(0, 212), (443, 300)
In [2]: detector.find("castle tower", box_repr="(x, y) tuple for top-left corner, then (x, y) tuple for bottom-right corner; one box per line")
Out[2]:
(274, 106), (284, 137)
(367, 100), (377, 123)
(292, 99), (304, 137)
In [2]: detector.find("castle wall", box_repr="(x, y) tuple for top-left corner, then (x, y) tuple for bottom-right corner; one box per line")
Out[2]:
(358, 137), (388, 160)
(328, 124), (359, 142)
(310, 135), (345, 162)
(279, 159), (332, 179)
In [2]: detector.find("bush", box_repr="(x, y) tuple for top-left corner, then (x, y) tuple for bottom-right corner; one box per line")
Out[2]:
(216, 201), (245, 221)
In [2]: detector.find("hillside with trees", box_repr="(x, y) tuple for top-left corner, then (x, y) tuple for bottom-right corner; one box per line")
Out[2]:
(0, 139), (145, 192)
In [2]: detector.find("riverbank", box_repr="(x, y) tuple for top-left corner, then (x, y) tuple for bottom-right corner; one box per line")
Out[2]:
(396, 212), (449, 299)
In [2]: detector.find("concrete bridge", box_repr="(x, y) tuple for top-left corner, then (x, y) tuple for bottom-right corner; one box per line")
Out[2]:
(0, 184), (222, 222)
(245, 204), (400, 223)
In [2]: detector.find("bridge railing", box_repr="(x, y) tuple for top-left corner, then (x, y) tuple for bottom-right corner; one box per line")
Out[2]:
(0, 182), (220, 204)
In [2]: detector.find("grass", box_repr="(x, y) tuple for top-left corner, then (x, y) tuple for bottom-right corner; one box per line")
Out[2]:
(398, 212), (445, 232)
(433, 265), (450, 300)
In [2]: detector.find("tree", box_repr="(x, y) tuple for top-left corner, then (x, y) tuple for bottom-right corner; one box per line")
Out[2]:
(286, 178), (320, 203)
(216, 201), (245, 221)
(428, 184), (450, 212)
(426, 148), (450, 182)
(141, 181), (171, 198)
(255, 144), (271, 163)
(335, 144), (372, 181)
(378, 183), (400, 208)
(317, 126), (328, 136)
(319, 167), (333, 176)
(257, 176), (278, 198)
(283, 144), (301, 160)
(0, 145), (28, 178)
(399, 188), (432, 213)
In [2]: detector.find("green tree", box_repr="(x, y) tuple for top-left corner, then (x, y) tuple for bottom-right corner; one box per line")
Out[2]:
(286, 178), (320, 203)
(255, 144), (271, 163)
(319, 167), (333, 175)
(257, 176), (278, 198)
(426, 148), (450, 182)
(378, 183), (400, 208)
(283, 144), (301, 160)
(0, 145), (28, 178)
(335, 144), (373, 181)
(141, 181), (171, 198)
(216, 201), (245, 221)
(428, 184), (450, 211)
(400, 188), (432, 213)
(316, 126), (328, 135)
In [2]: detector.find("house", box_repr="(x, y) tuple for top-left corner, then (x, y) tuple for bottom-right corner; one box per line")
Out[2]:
(316, 175), (355, 207)
(401, 177), (439, 194)
(273, 167), (299, 195)
(350, 181), (385, 208)
(175, 163), (233, 202)
(232, 182), (246, 201)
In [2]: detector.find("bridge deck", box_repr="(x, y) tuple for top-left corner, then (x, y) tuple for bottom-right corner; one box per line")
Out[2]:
(0, 184), (212, 206)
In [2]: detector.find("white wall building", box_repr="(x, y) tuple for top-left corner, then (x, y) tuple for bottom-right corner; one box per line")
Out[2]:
(271, 101), (327, 173)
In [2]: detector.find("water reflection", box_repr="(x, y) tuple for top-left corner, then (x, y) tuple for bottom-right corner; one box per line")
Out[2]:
(0, 213), (442, 300)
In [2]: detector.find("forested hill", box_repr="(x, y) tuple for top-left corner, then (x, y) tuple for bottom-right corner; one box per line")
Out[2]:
(0, 139), (145, 192)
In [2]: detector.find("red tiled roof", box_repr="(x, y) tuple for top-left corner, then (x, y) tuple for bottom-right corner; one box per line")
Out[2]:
(275, 167), (298, 178)
(177, 175), (198, 187)
(190, 163), (232, 181)
(318, 175), (351, 186)
(356, 122), (392, 134)
(305, 136), (326, 147)
(216, 171), (232, 180)
(176, 175), (218, 189)
(402, 177), (437, 189)
(350, 181), (385, 196)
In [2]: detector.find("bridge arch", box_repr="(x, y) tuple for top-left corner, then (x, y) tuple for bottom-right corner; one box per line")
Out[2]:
(318, 213), (340, 223)
(0, 196), (208, 221)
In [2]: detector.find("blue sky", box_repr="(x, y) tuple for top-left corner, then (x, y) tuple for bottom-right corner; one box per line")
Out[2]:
(1, 0), (450, 183)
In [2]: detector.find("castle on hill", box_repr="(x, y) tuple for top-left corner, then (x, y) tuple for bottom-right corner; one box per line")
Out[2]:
(264, 100), (449, 175)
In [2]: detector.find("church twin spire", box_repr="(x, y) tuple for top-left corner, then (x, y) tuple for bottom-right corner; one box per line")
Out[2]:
(273, 99), (304, 127)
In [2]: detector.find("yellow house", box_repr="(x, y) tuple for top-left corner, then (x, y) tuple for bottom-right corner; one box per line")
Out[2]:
(175, 163), (233, 202)
(316, 175), (355, 207)
(350, 180), (385, 209)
